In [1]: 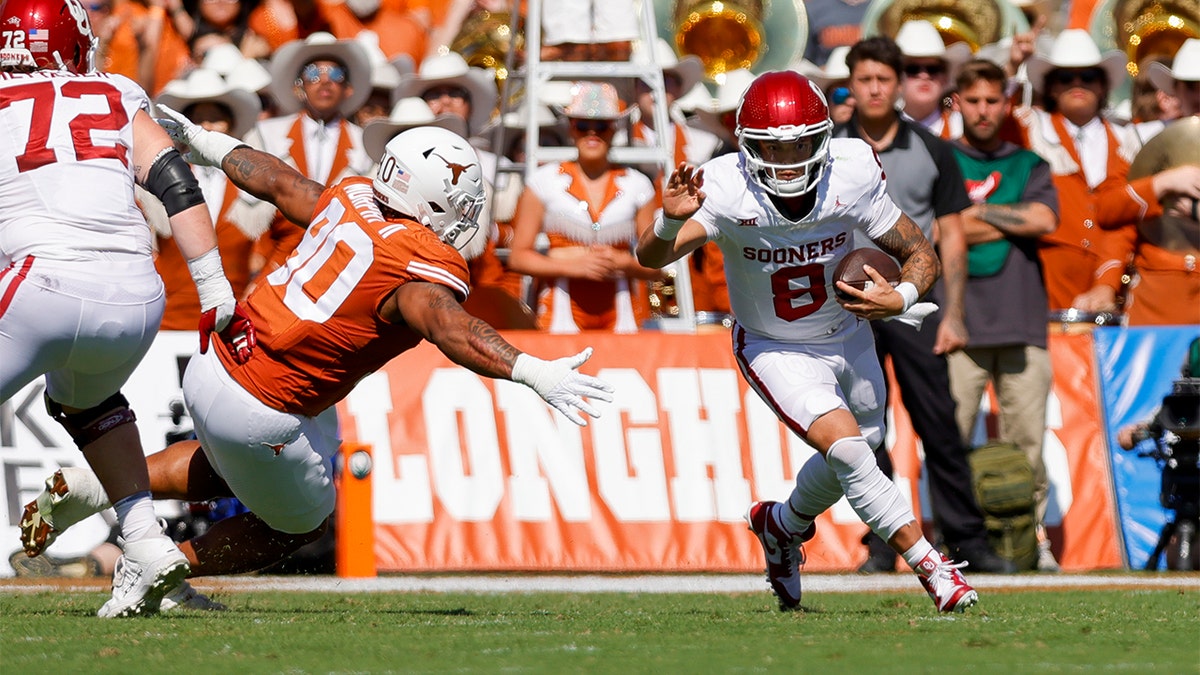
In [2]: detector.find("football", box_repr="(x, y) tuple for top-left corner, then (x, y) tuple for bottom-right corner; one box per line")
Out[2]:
(833, 248), (902, 299)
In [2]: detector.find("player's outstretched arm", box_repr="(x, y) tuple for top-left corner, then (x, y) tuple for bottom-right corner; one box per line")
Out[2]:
(388, 282), (614, 425)
(156, 105), (323, 227)
(636, 162), (709, 268)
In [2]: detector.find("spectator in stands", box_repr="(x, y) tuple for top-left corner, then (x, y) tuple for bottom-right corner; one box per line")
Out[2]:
(151, 68), (279, 321)
(168, 0), (270, 61)
(249, 0), (334, 52)
(628, 38), (721, 180)
(949, 59), (1060, 571)
(1012, 29), (1143, 314)
(894, 20), (971, 141)
(1096, 40), (1200, 326)
(395, 51), (498, 156)
(834, 37), (1010, 574)
(322, 0), (428, 65)
(86, 0), (165, 92)
(802, 0), (868, 67)
(201, 41), (277, 117)
(244, 33), (372, 282)
(352, 34), (411, 126)
(507, 82), (661, 333)
(809, 46), (854, 125)
(692, 68), (754, 156)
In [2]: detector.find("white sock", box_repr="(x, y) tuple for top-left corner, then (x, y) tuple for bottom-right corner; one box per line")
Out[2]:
(825, 436), (915, 541)
(113, 491), (159, 543)
(901, 539), (936, 571)
(47, 466), (112, 530)
(782, 452), (844, 534)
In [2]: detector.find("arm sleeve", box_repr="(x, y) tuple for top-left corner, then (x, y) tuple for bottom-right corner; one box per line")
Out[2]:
(929, 138), (972, 217)
(1021, 158), (1060, 217)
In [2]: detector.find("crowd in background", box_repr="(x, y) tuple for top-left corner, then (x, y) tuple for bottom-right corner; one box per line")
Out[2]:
(40, 0), (1195, 579)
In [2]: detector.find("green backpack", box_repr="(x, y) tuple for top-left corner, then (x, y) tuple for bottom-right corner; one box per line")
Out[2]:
(968, 441), (1039, 571)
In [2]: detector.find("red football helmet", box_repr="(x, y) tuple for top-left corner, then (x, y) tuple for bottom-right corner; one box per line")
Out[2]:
(735, 71), (832, 197)
(0, 0), (96, 73)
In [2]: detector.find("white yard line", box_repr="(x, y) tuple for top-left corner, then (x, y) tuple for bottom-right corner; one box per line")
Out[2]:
(4, 573), (1198, 595)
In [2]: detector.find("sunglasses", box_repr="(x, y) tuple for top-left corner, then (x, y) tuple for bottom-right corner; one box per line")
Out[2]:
(422, 85), (470, 102)
(572, 119), (614, 134)
(299, 64), (347, 84)
(829, 86), (851, 105)
(1048, 68), (1104, 87)
(904, 62), (947, 77)
(87, 2), (110, 10)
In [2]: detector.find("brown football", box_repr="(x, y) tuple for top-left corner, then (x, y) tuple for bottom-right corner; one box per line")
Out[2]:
(833, 248), (902, 299)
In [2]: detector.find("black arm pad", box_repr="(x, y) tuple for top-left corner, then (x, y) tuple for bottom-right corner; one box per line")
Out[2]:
(140, 147), (207, 217)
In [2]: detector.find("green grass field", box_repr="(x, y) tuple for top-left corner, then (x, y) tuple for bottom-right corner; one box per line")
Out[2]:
(3, 579), (1198, 673)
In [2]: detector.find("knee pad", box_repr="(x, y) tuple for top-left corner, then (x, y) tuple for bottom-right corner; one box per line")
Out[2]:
(45, 392), (137, 450)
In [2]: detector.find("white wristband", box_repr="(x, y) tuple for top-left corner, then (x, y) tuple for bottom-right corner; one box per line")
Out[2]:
(513, 353), (554, 393)
(895, 281), (919, 313)
(186, 247), (233, 312)
(653, 214), (687, 240)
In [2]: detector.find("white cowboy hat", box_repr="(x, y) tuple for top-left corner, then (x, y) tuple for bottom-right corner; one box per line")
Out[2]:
(894, 20), (972, 71)
(201, 43), (247, 78)
(156, 68), (261, 139)
(801, 45), (851, 90)
(362, 97), (470, 162)
(1148, 38), (1200, 92)
(394, 51), (497, 135)
(632, 37), (704, 95)
(1025, 29), (1128, 94)
(555, 81), (633, 120)
(674, 80), (715, 114)
(225, 57), (272, 95)
(268, 32), (371, 117)
(355, 30), (404, 91)
(691, 68), (756, 139)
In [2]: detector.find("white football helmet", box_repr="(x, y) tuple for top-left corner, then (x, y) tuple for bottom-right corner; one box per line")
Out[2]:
(373, 126), (487, 252)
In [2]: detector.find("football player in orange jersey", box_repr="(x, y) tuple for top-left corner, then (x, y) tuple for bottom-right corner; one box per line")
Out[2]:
(18, 112), (614, 596)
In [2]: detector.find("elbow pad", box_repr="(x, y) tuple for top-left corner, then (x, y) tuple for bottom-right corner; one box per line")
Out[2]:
(141, 148), (206, 217)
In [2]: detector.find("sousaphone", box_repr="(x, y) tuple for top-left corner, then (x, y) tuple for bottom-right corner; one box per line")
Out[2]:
(1089, 0), (1200, 77)
(860, 0), (1030, 52)
(652, 0), (809, 82)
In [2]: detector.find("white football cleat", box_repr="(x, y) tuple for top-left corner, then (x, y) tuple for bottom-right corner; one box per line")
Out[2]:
(160, 580), (226, 612)
(916, 550), (979, 613)
(97, 536), (190, 618)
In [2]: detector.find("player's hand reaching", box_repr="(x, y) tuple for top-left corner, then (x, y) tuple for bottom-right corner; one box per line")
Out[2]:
(511, 348), (615, 426)
(156, 104), (245, 167)
(662, 162), (706, 222)
(199, 302), (256, 364)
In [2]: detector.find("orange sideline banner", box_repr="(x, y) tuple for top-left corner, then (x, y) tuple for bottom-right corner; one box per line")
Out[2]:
(335, 331), (1120, 572)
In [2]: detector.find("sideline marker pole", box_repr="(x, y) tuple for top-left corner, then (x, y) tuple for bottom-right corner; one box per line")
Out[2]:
(336, 442), (376, 578)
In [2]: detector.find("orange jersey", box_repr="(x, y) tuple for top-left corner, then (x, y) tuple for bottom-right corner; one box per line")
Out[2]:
(216, 177), (469, 416)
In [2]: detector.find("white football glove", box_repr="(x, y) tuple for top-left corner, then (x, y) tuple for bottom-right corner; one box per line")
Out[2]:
(884, 301), (939, 329)
(511, 348), (615, 426)
(156, 104), (245, 168)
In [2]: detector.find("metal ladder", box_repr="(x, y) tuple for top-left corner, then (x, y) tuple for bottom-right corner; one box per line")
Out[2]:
(493, 0), (697, 331)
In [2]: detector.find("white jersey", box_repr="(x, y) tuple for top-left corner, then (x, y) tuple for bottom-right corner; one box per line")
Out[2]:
(692, 138), (901, 342)
(0, 71), (152, 263)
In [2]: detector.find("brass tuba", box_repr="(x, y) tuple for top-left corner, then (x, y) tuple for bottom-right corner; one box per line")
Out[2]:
(1089, 0), (1200, 77)
(450, 9), (524, 85)
(652, 0), (809, 81)
(860, 0), (1030, 52)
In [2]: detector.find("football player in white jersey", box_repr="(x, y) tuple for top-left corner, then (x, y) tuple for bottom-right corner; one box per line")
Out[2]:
(0, 0), (253, 617)
(636, 70), (979, 613)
